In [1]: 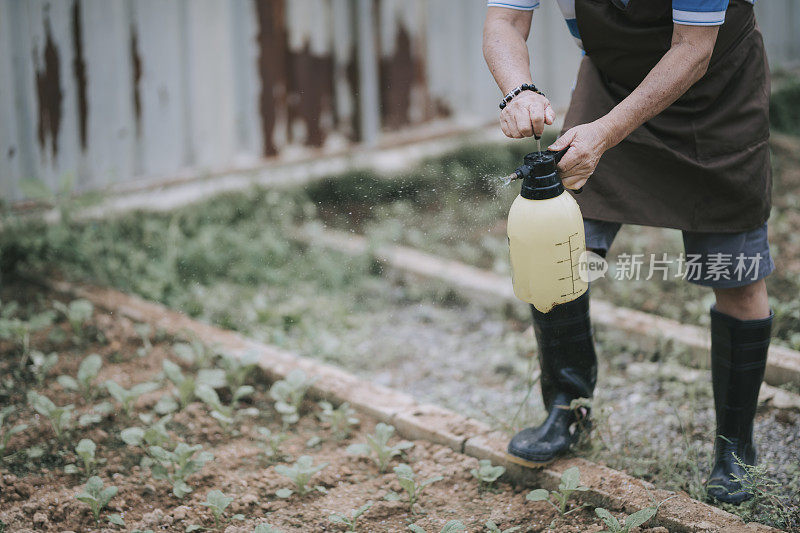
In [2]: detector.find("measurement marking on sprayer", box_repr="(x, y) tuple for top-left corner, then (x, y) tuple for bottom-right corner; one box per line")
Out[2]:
(554, 232), (581, 298)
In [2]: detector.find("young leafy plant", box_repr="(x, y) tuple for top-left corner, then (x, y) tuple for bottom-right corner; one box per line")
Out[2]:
(162, 359), (196, 409)
(134, 323), (153, 358)
(54, 299), (94, 337)
(408, 522), (466, 533)
(65, 438), (104, 476)
(253, 524), (283, 533)
(328, 501), (373, 532)
(484, 520), (521, 533)
(147, 442), (214, 498)
(255, 426), (288, 463)
(30, 351), (58, 385)
(75, 475), (118, 523)
(595, 506), (657, 533)
(470, 459), (505, 490)
(346, 423), (413, 473)
(58, 353), (103, 400)
(200, 489), (244, 529)
(269, 369), (315, 428)
(385, 463), (443, 514)
(105, 380), (159, 418)
(27, 390), (74, 441)
(195, 383), (255, 429)
(727, 455), (794, 529)
(0, 407), (27, 460)
(274, 455), (328, 498)
(218, 350), (260, 390)
(526, 466), (589, 516)
(318, 401), (359, 440)
(172, 337), (216, 368)
(0, 307), (54, 366)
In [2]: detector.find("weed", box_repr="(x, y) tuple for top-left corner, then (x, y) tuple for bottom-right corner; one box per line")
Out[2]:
(484, 521), (521, 533)
(255, 427), (288, 463)
(0, 406), (27, 460)
(199, 489), (245, 529)
(274, 455), (328, 498)
(346, 423), (413, 473)
(58, 353), (102, 400)
(105, 380), (159, 418)
(318, 401), (359, 440)
(526, 466), (589, 517)
(385, 463), (443, 514)
(27, 390), (73, 441)
(75, 475), (117, 523)
(270, 369), (315, 428)
(147, 442), (214, 498)
(328, 501), (373, 531)
(727, 454), (796, 529)
(470, 459), (505, 490)
(408, 521), (466, 533)
(53, 299), (93, 337)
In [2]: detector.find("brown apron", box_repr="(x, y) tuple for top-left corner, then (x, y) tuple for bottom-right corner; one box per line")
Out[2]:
(563, 0), (771, 233)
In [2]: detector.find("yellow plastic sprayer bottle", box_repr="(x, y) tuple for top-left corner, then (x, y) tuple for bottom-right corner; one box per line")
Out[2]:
(505, 150), (588, 313)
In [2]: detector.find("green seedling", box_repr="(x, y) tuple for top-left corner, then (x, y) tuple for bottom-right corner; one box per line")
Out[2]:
(77, 401), (113, 428)
(162, 359), (196, 409)
(58, 353), (103, 400)
(484, 520), (521, 533)
(269, 369), (315, 428)
(526, 466), (589, 516)
(30, 350), (58, 385)
(105, 380), (159, 418)
(255, 427), (288, 462)
(65, 438), (104, 476)
(328, 501), (373, 531)
(274, 455), (328, 497)
(27, 390), (74, 441)
(200, 489), (245, 529)
(318, 401), (359, 440)
(134, 323), (152, 357)
(54, 299), (93, 337)
(0, 407), (27, 460)
(253, 524), (283, 533)
(470, 459), (505, 490)
(408, 520), (466, 532)
(195, 383), (255, 429)
(219, 350), (260, 390)
(595, 506), (657, 533)
(76, 475), (117, 523)
(121, 414), (172, 448)
(385, 463), (443, 514)
(346, 423), (413, 473)
(0, 307), (54, 366)
(172, 337), (216, 368)
(148, 442), (214, 498)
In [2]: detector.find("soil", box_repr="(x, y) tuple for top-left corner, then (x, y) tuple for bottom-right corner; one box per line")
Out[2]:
(0, 282), (669, 533)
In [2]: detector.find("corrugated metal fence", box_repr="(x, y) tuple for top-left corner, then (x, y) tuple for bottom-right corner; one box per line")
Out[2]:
(1, 0), (797, 202)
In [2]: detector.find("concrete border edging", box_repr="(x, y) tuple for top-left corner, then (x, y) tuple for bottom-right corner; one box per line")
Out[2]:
(294, 227), (800, 391)
(42, 278), (777, 532)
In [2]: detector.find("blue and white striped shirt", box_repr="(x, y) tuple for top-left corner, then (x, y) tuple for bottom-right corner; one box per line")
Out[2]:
(487, 0), (754, 48)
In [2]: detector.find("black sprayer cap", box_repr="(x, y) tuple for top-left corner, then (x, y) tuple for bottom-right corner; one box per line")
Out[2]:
(514, 148), (569, 200)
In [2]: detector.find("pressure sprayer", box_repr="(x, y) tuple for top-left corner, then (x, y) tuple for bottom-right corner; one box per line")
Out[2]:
(503, 148), (588, 313)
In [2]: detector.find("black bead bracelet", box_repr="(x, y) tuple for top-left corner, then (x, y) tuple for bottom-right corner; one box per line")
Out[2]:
(499, 83), (545, 110)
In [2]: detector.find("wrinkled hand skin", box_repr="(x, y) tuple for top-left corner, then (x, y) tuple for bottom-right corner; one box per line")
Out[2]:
(500, 91), (556, 139)
(548, 120), (613, 191)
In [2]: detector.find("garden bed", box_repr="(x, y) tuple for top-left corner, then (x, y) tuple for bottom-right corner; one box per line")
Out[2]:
(0, 283), (688, 533)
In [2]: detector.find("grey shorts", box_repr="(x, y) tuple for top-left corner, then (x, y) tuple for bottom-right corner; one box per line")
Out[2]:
(584, 219), (775, 289)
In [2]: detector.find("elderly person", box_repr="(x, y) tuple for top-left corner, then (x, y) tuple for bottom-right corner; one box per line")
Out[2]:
(483, 0), (773, 504)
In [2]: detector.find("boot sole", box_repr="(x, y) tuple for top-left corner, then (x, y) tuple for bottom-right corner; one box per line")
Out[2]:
(504, 452), (554, 469)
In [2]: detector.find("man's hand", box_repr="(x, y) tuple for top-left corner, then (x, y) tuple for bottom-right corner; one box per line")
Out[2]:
(501, 91), (556, 139)
(548, 121), (613, 190)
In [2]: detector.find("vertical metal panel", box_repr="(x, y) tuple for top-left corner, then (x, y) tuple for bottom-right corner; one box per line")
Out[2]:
(2, 0), (797, 202)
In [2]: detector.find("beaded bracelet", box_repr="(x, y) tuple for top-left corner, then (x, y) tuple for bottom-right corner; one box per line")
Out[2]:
(499, 83), (545, 110)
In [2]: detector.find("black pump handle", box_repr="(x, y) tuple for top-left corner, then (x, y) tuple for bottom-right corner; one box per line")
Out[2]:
(547, 146), (582, 194)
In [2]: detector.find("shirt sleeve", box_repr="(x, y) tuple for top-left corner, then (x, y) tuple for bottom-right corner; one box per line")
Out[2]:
(487, 0), (540, 10)
(672, 0), (729, 26)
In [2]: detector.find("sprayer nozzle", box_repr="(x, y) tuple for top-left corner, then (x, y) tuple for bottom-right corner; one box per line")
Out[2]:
(500, 171), (521, 186)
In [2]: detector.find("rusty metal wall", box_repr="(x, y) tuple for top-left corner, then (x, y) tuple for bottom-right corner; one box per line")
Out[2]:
(0, 0), (795, 202)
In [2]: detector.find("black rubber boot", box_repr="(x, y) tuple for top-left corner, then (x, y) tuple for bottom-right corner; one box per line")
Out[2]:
(507, 291), (597, 467)
(707, 306), (772, 504)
